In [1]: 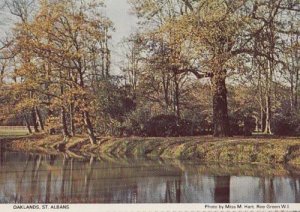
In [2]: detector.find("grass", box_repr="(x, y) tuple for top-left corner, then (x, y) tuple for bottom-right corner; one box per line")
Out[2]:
(3, 134), (300, 166)
(0, 129), (29, 138)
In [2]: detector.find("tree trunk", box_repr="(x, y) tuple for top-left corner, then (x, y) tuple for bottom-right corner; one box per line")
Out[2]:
(254, 116), (259, 132)
(290, 69), (294, 111)
(35, 106), (44, 131)
(24, 115), (32, 134)
(104, 27), (111, 77)
(69, 104), (75, 137)
(263, 18), (275, 134)
(211, 71), (230, 137)
(295, 35), (299, 110)
(162, 74), (170, 113)
(264, 60), (273, 134)
(83, 111), (96, 145)
(174, 74), (180, 119)
(61, 107), (70, 138)
(264, 95), (272, 134)
(260, 108), (266, 132)
(295, 68), (299, 110)
(258, 66), (266, 132)
(77, 61), (96, 144)
(31, 108), (39, 133)
(0, 65), (4, 84)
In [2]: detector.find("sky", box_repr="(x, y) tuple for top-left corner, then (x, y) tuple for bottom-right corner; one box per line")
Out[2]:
(106, 0), (137, 46)
(105, 0), (138, 73)
(0, 0), (138, 74)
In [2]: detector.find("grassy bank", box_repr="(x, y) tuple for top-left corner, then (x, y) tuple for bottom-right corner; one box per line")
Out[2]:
(2, 134), (300, 165)
(0, 128), (28, 138)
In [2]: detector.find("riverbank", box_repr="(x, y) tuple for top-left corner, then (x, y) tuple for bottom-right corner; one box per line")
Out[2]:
(2, 134), (300, 165)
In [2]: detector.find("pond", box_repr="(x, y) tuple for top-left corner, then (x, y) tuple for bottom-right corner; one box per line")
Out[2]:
(0, 149), (300, 203)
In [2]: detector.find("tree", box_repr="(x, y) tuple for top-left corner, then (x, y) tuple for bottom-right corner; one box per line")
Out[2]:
(129, 0), (245, 136)
(10, 0), (113, 143)
(130, 0), (300, 136)
(1, 0), (41, 132)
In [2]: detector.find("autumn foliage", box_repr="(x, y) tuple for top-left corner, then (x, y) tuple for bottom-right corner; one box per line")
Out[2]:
(0, 0), (299, 139)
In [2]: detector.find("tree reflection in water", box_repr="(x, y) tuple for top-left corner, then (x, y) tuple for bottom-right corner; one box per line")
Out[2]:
(60, 155), (68, 201)
(1, 152), (300, 203)
(45, 155), (56, 203)
(84, 156), (94, 201)
(214, 176), (230, 203)
(0, 143), (3, 165)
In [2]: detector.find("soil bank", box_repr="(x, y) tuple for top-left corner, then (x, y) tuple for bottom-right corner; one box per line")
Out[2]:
(2, 134), (300, 165)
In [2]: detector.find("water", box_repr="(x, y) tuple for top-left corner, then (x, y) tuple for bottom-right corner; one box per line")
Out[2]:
(0, 150), (300, 203)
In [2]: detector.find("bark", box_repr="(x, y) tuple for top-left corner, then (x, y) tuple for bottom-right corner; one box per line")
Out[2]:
(211, 71), (230, 137)
(0, 64), (5, 84)
(35, 106), (44, 131)
(83, 111), (96, 145)
(295, 35), (299, 109)
(263, 13), (277, 134)
(295, 68), (299, 110)
(254, 116), (259, 132)
(260, 109), (266, 132)
(104, 27), (111, 77)
(31, 108), (39, 133)
(61, 107), (70, 138)
(290, 72), (294, 111)
(59, 70), (70, 139)
(264, 95), (272, 134)
(77, 61), (96, 145)
(162, 74), (170, 112)
(264, 60), (273, 134)
(174, 74), (180, 119)
(69, 103), (75, 137)
(24, 115), (32, 134)
(257, 66), (266, 132)
(101, 44), (105, 78)
(290, 28), (299, 111)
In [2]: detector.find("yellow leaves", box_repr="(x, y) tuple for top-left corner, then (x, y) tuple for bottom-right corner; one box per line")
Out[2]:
(4, 0), (112, 134)
(199, 0), (228, 22)
(45, 115), (60, 129)
(129, 0), (160, 18)
(15, 98), (39, 112)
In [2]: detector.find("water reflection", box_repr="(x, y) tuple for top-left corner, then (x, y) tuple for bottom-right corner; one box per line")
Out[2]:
(0, 151), (300, 203)
(214, 176), (230, 203)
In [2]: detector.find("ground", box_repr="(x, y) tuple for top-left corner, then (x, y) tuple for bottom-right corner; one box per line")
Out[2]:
(0, 127), (29, 138)
(1, 133), (300, 166)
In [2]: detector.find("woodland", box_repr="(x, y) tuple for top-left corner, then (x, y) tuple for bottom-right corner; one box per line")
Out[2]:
(0, 0), (299, 145)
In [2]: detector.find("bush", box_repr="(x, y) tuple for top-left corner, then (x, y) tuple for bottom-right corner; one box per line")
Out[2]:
(229, 112), (256, 136)
(272, 114), (300, 136)
(144, 115), (179, 137)
(143, 114), (211, 137)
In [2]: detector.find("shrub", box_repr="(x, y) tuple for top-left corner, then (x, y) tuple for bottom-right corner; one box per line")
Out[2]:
(272, 114), (300, 136)
(144, 115), (179, 137)
(229, 112), (256, 136)
(143, 114), (212, 137)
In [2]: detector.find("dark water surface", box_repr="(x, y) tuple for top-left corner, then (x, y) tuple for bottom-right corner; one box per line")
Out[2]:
(0, 150), (300, 203)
